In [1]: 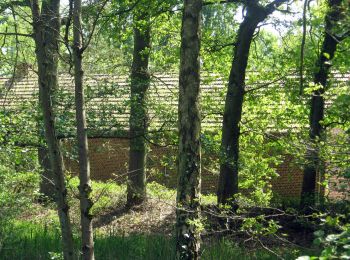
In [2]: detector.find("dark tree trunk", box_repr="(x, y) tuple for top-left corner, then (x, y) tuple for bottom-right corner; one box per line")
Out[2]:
(176, 0), (202, 259)
(127, 9), (151, 207)
(31, 0), (75, 259)
(38, 146), (55, 200)
(217, 2), (281, 207)
(300, 0), (344, 208)
(72, 0), (95, 258)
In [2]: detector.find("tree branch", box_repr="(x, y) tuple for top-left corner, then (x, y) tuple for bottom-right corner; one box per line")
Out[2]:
(0, 0), (29, 13)
(0, 31), (33, 37)
(264, 0), (291, 16)
(81, 0), (109, 52)
(299, 0), (310, 95)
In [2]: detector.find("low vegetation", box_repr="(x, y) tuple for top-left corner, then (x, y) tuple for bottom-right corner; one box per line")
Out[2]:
(1, 175), (349, 259)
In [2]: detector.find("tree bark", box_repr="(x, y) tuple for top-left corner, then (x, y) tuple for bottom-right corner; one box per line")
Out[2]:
(72, 0), (95, 258)
(218, 4), (266, 207)
(300, 0), (344, 208)
(176, 0), (202, 259)
(127, 8), (151, 206)
(38, 146), (55, 200)
(217, 0), (288, 206)
(38, 90), (54, 202)
(31, 0), (75, 259)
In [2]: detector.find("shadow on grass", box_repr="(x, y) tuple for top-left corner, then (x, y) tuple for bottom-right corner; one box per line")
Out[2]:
(94, 205), (130, 228)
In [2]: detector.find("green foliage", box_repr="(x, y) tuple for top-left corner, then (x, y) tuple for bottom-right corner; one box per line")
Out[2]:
(316, 227), (350, 259)
(0, 1), (349, 259)
(66, 177), (126, 217)
(0, 111), (40, 252)
(0, 7), (35, 76)
(298, 226), (350, 259)
(0, 164), (39, 246)
(147, 181), (176, 200)
(241, 216), (281, 238)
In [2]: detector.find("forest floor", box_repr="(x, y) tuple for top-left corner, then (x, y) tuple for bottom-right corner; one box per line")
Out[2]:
(19, 180), (178, 236)
(94, 196), (176, 236)
(3, 178), (326, 259)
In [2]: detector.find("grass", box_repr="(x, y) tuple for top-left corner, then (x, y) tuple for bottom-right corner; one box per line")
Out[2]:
(0, 221), (173, 260)
(0, 221), (313, 260)
(67, 177), (218, 211)
(0, 179), (320, 259)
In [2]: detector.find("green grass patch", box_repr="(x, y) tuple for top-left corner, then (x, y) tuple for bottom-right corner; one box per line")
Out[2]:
(0, 221), (314, 260)
(0, 221), (175, 260)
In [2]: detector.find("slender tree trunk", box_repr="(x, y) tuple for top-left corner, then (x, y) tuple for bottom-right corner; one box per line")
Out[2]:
(72, 0), (95, 258)
(217, 1), (288, 206)
(217, 4), (269, 207)
(31, 0), (74, 259)
(299, 0), (309, 95)
(300, 0), (344, 208)
(176, 0), (202, 259)
(127, 9), (151, 206)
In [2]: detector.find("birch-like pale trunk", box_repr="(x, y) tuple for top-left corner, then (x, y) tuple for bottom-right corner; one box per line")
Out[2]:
(73, 0), (95, 258)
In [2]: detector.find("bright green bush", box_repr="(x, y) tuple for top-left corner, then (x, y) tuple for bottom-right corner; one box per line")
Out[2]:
(0, 111), (40, 250)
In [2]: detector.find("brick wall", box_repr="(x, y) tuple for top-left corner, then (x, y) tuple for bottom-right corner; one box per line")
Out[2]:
(63, 138), (129, 183)
(63, 138), (222, 193)
(270, 155), (303, 199)
(63, 138), (318, 199)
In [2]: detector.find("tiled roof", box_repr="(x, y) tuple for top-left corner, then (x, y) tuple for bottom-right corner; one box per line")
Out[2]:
(0, 71), (349, 136)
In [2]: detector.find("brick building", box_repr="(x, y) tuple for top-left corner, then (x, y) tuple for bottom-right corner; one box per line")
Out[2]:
(1, 71), (349, 201)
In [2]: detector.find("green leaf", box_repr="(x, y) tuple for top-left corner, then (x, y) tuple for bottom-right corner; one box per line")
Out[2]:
(314, 230), (325, 237)
(323, 52), (330, 59)
(296, 256), (311, 260)
(326, 234), (339, 242)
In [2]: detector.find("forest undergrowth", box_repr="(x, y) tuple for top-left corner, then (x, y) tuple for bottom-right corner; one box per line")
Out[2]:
(2, 177), (346, 259)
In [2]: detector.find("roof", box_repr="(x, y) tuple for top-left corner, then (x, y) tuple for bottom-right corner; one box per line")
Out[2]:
(0, 71), (349, 138)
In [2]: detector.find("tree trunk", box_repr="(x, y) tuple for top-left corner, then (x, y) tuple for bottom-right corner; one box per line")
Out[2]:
(176, 0), (202, 259)
(31, 0), (75, 259)
(127, 9), (151, 207)
(217, 3), (272, 207)
(38, 146), (55, 200)
(73, 0), (95, 258)
(300, 0), (344, 208)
